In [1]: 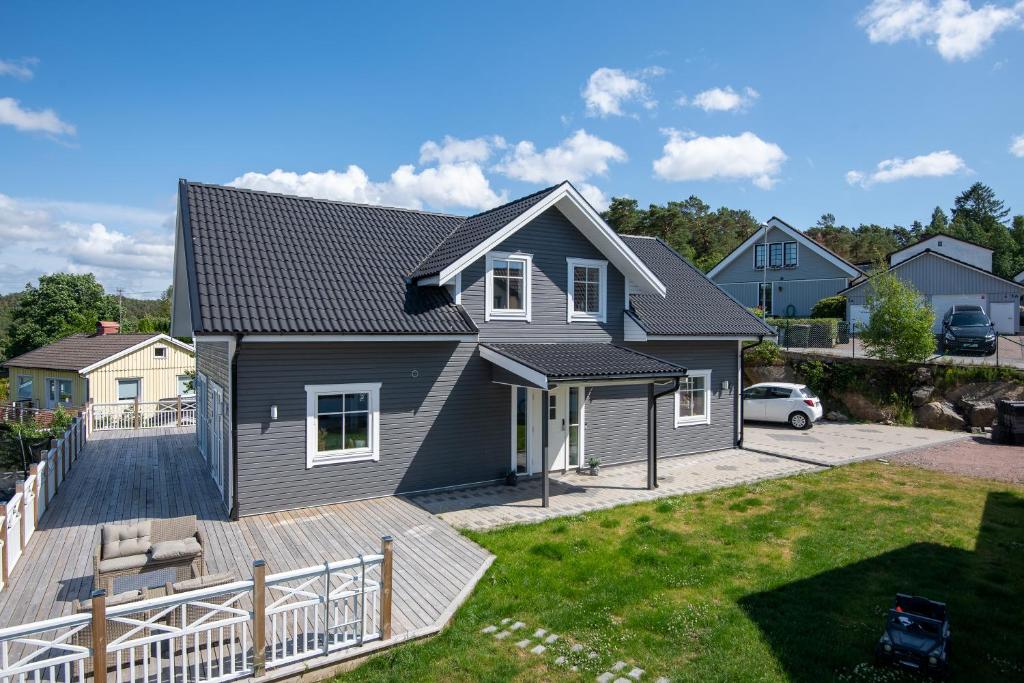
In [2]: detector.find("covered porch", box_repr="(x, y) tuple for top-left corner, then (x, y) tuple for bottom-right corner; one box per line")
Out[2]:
(479, 342), (691, 507)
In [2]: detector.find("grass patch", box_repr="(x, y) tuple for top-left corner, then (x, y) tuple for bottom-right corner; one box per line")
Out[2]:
(338, 463), (1024, 682)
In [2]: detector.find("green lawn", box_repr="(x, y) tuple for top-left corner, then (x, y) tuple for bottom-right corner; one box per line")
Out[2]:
(339, 463), (1024, 682)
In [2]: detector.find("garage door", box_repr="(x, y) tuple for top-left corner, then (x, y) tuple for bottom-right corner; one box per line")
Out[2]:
(990, 302), (1017, 334)
(930, 294), (986, 333)
(849, 305), (871, 332)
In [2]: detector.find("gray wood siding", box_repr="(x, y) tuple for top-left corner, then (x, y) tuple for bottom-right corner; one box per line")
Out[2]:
(460, 207), (625, 342)
(712, 226), (851, 285)
(718, 278), (847, 316)
(584, 341), (738, 466)
(234, 342), (510, 515)
(845, 253), (1023, 306)
(195, 339), (232, 508)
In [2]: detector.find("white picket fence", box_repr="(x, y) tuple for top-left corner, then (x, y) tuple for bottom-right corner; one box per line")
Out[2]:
(1, 410), (90, 591)
(91, 398), (196, 432)
(0, 546), (392, 683)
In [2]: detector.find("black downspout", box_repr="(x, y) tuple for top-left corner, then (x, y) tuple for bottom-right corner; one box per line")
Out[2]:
(229, 334), (242, 521)
(647, 377), (681, 490)
(737, 335), (765, 449)
(541, 389), (550, 508)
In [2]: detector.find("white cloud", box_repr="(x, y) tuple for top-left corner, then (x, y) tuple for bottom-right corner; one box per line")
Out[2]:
(0, 57), (38, 80)
(230, 161), (506, 212)
(682, 86), (760, 112)
(859, 0), (1023, 61)
(846, 150), (967, 186)
(0, 97), (76, 136)
(418, 135), (506, 165)
(652, 129), (787, 189)
(582, 66), (665, 117)
(1011, 134), (1024, 157)
(493, 130), (627, 209)
(0, 193), (175, 294)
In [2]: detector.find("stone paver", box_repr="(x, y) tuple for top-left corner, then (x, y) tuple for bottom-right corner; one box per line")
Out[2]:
(533, 628), (547, 637)
(628, 667), (644, 679)
(510, 621), (526, 631)
(597, 674), (614, 683)
(530, 644), (546, 655)
(409, 448), (819, 530)
(494, 630), (511, 640)
(612, 662), (627, 672)
(544, 633), (559, 644)
(515, 639), (531, 648)
(480, 625), (497, 633)
(744, 422), (969, 466)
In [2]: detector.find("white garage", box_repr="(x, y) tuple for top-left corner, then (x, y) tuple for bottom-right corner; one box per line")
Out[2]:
(930, 294), (986, 333)
(849, 304), (871, 331)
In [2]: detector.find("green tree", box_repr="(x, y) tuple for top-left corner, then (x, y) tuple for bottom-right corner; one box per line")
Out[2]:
(860, 270), (935, 363)
(926, 206), (949, 235)
(4, 273), (119, 359)
(947, 183), (1019, 278)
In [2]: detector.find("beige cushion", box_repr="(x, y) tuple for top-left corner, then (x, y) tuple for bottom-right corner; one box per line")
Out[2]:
(107, 589), (144, 606)
(172, 572), (234, 593)
(101, 522), (152, 560)
(150, 537), (202, 562)
(98, 554), (149, 573)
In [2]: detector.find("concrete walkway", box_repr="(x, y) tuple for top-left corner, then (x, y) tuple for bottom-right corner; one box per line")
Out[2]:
(407, 449), (821, 531)
(743, 422), (970, 466)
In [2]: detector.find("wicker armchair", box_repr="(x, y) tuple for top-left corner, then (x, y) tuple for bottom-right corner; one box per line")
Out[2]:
(72, 588), (152, 649)
(162, 572), (237, 628)
(93, 515), (205, 594)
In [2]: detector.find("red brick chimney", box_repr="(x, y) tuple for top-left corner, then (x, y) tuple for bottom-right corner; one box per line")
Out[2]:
(96, 320), (120, 336)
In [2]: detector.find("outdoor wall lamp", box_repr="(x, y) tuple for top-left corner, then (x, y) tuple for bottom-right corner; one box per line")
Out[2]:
(270, 405), (278, 420)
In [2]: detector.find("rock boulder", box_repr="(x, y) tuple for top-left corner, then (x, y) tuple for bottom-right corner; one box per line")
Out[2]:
(915, 401), (966, 431)
(962, 400), (997, 428)
(911, 385), (935, 407)
(839, 392), (892, 422)
(745, 364), (795, 385)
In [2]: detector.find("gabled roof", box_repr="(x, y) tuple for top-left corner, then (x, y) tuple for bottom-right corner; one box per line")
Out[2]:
(886, 233), (992, 264)
(840, 249), (1024, 295)
(2, 333), (190, 373)
(180, 181), (479, 336)
(621, 236), (775, 338)
(706, 216), (862, 279)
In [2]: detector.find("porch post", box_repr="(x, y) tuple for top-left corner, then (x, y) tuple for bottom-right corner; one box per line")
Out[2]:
(647, 383), (656, 490)
(541, 389), (549, 508)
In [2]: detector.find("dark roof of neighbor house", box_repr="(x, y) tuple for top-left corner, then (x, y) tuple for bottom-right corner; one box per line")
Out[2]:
(408, 184), (561, 280)
(183, 181), (479, 335)
(839, 248), (1024, 295)
(2, 334), (161, 372)
(482, 343), (686, 381)
(621, 236), (776, 337)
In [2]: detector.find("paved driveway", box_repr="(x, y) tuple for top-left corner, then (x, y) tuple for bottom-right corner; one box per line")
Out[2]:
(743, 421), (971, 466)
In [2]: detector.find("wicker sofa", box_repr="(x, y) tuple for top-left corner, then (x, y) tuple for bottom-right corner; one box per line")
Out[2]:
(93, 515), (205, 594)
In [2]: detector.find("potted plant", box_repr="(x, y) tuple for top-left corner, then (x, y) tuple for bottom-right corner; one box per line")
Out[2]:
(505, 469), (518, 486)
(588, 457), (601, 476)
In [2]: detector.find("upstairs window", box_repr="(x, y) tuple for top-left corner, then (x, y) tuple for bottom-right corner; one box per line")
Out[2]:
(769, 242), (784, 268)
(784, 241), (798, 267)
(305, 383), (381, 467)
(754, 244), (766, 269)
(485, 252), (532, 321)
(566, 258), (607, 323)
(154, 346), (167, 359)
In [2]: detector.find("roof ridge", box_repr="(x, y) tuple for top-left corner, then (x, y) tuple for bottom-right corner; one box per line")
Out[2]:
(462, 182), (563, 221)
(185, 179), (467, 219)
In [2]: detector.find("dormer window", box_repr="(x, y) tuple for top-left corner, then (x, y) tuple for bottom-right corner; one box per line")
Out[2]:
(154, 346), (167, 359)
(566, 258), (607, 323)
(485, 251), (532, 321)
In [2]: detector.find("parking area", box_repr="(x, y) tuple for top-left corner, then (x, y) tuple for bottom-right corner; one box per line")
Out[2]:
(743, 421), (971, 466)
(785, 334), (1024, 369)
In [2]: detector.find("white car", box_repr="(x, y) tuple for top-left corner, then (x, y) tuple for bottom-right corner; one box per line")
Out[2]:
(743, 382), (823, 430)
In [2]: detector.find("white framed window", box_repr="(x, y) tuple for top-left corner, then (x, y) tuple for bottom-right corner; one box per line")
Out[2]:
(176, 374), (195, 397)
(566, 257), (607, 323)
(485, 251), (532, 321)
(15, 375), (32, 402)
(754, 243), (766, 269)
(783, 241), (798, 267)
(117, 378), (141, 402)
(305, 382), (381, 467)
(153, 346), (167, 360)
(674, 370), (711, 427)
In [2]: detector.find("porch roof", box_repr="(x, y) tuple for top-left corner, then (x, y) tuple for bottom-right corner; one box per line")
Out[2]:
(480, 342), (686, 390)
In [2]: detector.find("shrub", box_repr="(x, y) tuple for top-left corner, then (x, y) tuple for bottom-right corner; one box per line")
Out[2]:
(860, 271), (935, 363)
(744, 339), (781, 366)
(811, 295), (846, 319)
(49, 405), (72, 436)
(767, 317), (841, 348)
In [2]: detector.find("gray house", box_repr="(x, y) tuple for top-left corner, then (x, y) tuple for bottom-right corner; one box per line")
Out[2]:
(842, 235), (1024, 334)
(707, 217), (862, 317)
(171, 180), (773, 518)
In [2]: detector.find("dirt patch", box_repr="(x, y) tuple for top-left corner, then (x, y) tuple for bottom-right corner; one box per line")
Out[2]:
(888, 435), (1024, 484)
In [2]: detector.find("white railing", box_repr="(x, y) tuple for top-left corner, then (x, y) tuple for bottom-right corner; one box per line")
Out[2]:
(91, 398), (196, 432)
(1, 411), (90, 590)
(0, 542), (393, 683)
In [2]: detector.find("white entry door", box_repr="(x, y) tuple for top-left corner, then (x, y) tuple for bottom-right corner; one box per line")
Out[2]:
(210, 382), (225, 495)
(990, 302), (1017, 334)
(849, 305), (870, 333)
(547, 386), (568, 471)
(45, 378), (73, 409)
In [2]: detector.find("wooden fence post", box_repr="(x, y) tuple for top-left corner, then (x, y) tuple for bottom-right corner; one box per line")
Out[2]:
(0, 513), (7, 587)
(380, 536), (393, 640)
(29, 464), (39, 527)
(252, 560), (267, 675)
(90, 589), (107, 677)
(15, 483), (25, 550)
(133, 396), (141, 430)
(176, 396), (182, 427)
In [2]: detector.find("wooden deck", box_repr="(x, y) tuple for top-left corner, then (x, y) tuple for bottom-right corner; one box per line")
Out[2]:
(0, 427), (493, 644)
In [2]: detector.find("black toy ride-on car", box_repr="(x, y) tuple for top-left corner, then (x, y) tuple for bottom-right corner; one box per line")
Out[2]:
(875, 594), (950, 678)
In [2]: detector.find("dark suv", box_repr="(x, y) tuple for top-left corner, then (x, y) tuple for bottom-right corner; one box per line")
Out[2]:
(940, 310), (997, 355)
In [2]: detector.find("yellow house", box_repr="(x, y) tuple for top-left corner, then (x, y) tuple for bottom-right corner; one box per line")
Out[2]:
(2, 323), (195, 410)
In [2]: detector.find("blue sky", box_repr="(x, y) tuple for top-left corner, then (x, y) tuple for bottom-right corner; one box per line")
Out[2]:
(1, 1), (1022, 295)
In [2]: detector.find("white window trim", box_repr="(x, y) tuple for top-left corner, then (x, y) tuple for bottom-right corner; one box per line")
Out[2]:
(783, 241), (799, 267)
(154, 345), (167, 360)
(485, 251), (532, 322)
(566, 257), (608, 323)
(305, 382), (381, 468)
(674, 369), (711, 427)
(117, 377), (141, 402)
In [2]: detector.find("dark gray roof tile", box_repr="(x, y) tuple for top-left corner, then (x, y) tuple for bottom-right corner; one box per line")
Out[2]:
(483, 342), (685, 381)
